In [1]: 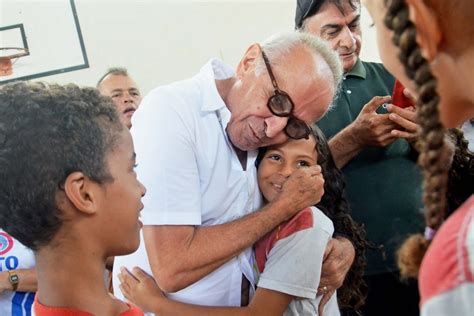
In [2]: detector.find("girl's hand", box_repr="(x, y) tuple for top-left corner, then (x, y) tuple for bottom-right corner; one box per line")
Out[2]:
(118, 266), (164, 313)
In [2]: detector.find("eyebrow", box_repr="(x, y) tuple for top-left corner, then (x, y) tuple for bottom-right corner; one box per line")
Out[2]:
(131, 152), (136, 161)
(321, 24), (342, 32)
(321, 14), (361, 32)
(296, 154), (317, 161)
(349, 15), (361, 25)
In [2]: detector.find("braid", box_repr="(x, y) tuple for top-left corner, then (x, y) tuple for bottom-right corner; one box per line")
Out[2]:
(384, 0), (449, 278)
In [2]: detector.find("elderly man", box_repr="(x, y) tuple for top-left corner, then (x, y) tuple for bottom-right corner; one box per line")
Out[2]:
(97, 67), (142, 129)
(296, 1), (423, 315)
(113, 31), (354, 309)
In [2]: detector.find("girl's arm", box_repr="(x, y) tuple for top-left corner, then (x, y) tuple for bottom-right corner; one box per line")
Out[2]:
(118, 267), (292, 316)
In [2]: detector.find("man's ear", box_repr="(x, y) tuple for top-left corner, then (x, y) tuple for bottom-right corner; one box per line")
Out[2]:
(63, 171), (99, 215)
(406, 0), (442, 61)
(236, 43), (262, 78)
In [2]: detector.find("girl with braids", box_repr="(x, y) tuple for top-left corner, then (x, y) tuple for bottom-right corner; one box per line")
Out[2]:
(364, 0), (474, 314)
(118, 125), (367, 315)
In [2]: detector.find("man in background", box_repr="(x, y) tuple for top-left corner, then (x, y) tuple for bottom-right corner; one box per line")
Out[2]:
(295, 1), (423, 315)
(97, 67), (142, 129)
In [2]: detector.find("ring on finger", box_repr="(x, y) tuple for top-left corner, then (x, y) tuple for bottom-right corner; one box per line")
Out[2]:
(319, 285), (328, 294)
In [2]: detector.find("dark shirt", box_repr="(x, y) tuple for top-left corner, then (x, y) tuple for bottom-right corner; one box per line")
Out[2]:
(317, 59), (424, 275)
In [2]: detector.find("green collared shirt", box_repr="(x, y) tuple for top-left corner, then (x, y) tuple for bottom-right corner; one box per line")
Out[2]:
(317, 59), (424, 275)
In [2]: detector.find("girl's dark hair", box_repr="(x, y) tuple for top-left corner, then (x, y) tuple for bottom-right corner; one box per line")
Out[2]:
(384, 0), (473, 278)
(256, 125), (368, 314)
(446, 129), (474, 215)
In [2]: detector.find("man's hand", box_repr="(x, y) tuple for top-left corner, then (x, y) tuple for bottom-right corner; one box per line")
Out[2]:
(118, 266), (164, 313)
(317, 237), (355, 315)
(275, 165), (325, 218)
(387, 105), (420, 142)
(351, 95), (399, 147)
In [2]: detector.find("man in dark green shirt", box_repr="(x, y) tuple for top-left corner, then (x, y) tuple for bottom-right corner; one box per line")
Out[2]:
(295, 1), (423, 315)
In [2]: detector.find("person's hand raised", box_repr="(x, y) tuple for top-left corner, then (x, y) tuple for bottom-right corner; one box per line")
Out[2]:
(351, 95), (399, 147)
(274, 165), (325, 219)
(118, 267), (164, 313)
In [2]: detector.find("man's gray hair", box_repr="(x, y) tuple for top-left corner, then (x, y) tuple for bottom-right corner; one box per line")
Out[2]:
(96, 67), (129, 88)
(255, 31), (343, 93)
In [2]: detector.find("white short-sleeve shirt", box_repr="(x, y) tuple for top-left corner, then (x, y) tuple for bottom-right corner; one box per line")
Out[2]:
(113, 59), (263, 308)
(255, 207), (339, 315)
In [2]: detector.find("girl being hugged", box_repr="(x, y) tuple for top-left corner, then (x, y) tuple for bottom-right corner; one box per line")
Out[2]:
(119, 125), (367, 316)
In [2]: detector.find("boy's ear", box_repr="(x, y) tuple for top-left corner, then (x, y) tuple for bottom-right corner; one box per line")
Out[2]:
(236, 43), (262, 78)
(63, 172), (99, 215)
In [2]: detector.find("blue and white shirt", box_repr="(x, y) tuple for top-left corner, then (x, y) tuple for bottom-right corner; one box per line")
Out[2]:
(0, 230), (35, 316)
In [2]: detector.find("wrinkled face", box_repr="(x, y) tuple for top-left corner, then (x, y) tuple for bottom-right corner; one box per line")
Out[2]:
(363, 0), (417, 94)
(226, 48), (335, 151)
(98, 75), (142, 129)
(303, 2), (362, 73)
(258, 136), (318, 203)
(98, 129), (146, 255)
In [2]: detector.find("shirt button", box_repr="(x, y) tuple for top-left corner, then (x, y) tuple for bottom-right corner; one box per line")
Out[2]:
(347, 90), (352, 94)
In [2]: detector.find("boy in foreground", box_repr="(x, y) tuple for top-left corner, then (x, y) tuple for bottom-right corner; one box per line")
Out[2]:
(0, 82), (146, 315)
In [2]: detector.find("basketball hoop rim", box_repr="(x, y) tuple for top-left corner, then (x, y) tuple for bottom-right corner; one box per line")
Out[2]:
(0, 47), (29, 59)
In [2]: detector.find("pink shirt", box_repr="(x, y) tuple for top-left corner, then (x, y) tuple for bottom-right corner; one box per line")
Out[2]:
(419, 195), (474, 315)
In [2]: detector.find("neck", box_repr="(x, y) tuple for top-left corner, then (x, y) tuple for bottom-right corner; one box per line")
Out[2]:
(35, 238), (122, 314)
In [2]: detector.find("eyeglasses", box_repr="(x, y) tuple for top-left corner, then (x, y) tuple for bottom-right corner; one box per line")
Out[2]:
(261, 50), (310, 140)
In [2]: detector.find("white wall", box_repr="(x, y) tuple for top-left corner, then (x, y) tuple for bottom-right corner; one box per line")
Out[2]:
(19, 0), (380, 95)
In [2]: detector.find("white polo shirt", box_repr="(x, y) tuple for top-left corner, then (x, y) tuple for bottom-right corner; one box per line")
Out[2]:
(113, 59), (263, 307)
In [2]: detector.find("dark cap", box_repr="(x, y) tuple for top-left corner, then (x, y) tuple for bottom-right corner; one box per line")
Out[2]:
(295, 0), (325, 29)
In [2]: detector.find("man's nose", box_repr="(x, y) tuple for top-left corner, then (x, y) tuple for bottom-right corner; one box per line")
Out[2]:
(123, 93), (136, 105)
(264, 116), (289, 139)
(338, 26), (356, 49)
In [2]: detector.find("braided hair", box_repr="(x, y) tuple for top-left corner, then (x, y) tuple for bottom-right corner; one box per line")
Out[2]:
(384, 0), (472, 278)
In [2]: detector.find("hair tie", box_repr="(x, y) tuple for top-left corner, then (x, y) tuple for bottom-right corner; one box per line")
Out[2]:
(424, 226), (437, 241)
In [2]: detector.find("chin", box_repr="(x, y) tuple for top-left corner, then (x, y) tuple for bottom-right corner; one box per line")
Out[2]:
(116, 235), (141, 256)
(343, 58), (357, 73)
(230, 134), (257, 151)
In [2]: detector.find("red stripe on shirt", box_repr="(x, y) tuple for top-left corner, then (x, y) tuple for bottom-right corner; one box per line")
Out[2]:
(255, 207), (314, 273)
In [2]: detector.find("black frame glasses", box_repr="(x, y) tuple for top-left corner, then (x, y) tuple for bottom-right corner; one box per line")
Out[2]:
(261, 50), (310, 140)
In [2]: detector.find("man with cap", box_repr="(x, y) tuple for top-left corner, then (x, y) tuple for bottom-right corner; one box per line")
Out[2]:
(295, 1), (422, 315)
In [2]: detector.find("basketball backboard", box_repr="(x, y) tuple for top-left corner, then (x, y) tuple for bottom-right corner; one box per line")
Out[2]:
(0, 0), (89, 84)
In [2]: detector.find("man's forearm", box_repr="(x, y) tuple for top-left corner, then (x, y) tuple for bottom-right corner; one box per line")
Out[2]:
(328, 125), (363, 168)
(144, 198), (295, 293)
